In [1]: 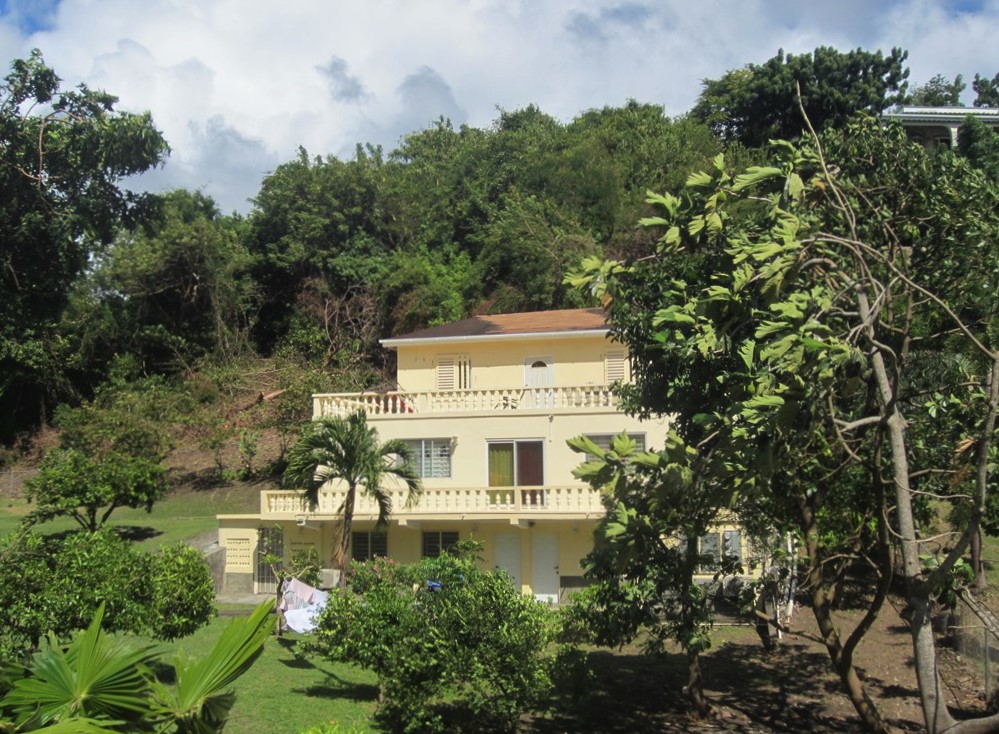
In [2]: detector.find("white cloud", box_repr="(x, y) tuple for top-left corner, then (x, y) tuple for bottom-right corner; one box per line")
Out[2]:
(1, 0), (998, 213)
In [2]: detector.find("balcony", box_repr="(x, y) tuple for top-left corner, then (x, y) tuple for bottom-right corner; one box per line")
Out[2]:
(313, 385), (619, 419)
(261, 484), (604, 519)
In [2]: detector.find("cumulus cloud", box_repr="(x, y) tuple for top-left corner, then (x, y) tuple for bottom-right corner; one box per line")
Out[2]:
(1, 0), (997, 213)
(317, 55), (368, 103)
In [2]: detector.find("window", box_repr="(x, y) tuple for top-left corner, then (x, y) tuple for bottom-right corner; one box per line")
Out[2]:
(405, 439), (451, 478)
(488, 440), (544, 486)
(584, 432), (646, 460)
(437, 355), (471, 391)
(605, 350), (629, 384)
(678, 530), (743, 573)
(352, 531), (388, 561)
(422, 531), (459, 558)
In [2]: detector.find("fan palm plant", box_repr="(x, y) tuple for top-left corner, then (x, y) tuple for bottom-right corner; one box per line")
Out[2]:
(283, 412), (423, 588)
(0, 602), (273, 733)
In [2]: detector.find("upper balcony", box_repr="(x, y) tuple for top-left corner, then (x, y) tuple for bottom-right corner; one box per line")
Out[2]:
(313, 385), (621, 420)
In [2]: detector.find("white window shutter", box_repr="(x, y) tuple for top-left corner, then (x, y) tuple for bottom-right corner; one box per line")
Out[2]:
(437, 357), (455, 391)
(605, 350), (627, 383)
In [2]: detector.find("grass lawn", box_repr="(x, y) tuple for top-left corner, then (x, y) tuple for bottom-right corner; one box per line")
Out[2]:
(0, 483), (260, 548)
(153, 610), (378, 734)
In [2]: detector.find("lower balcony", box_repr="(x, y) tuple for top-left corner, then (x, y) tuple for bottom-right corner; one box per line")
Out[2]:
(260, 485), (605, 519)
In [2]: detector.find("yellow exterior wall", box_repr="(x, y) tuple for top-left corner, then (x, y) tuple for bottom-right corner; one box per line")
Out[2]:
(395, 333), (624, 392)
(369, 408), (666, 491)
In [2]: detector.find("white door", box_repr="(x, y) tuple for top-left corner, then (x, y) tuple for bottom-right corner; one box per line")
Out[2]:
(495, 533), (522, 590)
(531, 533), (559, 603)
(525, 358), (554, 409)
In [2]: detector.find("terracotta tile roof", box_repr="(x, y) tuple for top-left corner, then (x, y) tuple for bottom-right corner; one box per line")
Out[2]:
(385, 308), (609, 343)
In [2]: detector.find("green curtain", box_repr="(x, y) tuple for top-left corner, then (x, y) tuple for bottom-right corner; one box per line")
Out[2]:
(488, 443), (514, 486)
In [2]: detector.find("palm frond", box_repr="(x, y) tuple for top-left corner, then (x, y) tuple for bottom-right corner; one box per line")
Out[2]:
(1, 603), (156, 728)
(150, 601), (272, 733)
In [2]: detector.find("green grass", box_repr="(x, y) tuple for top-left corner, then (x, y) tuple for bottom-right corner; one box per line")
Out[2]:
(151, 610), (378, 734)
(0, 483), (260, 548)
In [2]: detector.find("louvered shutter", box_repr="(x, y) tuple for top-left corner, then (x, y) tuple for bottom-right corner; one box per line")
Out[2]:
(605, 350), (627, 383)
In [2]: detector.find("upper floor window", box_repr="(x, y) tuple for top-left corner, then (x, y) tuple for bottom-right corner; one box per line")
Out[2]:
(584, 433), (646, 460)
(437, 355), (471, 391)
(604, 350), (629, 384)
(405, 438), (452, 478)
(488, 440), (544, 486)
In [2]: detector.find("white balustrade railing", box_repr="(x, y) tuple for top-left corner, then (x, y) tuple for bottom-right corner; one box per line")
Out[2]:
(313, 385), (619, 419)
(261, 485), (603, 516)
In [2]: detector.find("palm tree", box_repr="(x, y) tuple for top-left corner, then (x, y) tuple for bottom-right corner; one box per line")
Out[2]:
(283, 412), (422, 588)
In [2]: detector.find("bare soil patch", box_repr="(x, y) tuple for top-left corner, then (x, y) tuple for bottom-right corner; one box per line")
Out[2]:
(533, 598), (992, 733)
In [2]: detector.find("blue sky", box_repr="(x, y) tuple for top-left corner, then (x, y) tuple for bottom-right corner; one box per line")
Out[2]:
(2, 0), (997, 214)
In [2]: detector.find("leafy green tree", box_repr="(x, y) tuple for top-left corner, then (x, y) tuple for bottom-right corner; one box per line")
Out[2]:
(958, 114), (999, 178)
(972, 72), (999, 107)
(566, 432), (733, 716)
(307, 542), (555, 733)
(25, 448), (166, 532)
(908, 73), (965, 106)
(247, 146), (389, 352)
(95, 190), (255, 371)
(283, 412), (421, 588)
(0, 50), (168, 440)
(571, 114), (999, 733)
(0, 530), (216, 658)
(0, 601), (272, 733)
(691, 46), (909, 147)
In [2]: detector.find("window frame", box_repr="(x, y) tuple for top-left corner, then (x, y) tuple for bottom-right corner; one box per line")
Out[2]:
(487, 439), (545, 487)
(352, 530), (388, 562)
(403, 438), (452, 479)
(422, 530), (459, 558)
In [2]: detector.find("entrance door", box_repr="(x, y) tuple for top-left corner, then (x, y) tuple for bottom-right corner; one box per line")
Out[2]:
(531, 532), (559, 603)
(495, 533), (522, 590)
(524, 357), (554, 409)
(255, 526), (283, 594)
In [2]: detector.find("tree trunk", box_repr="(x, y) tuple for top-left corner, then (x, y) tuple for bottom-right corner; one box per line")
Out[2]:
(338, 484), (356, 590)
(971, 528), (987, 591)
(686, 649), (710, 717)
(682, 533), (711, 716)
(856, 285), (960, 733)
(799, 494), (890, 733)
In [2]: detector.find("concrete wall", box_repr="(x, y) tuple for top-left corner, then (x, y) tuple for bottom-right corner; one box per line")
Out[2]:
(396, 333), (625, 392)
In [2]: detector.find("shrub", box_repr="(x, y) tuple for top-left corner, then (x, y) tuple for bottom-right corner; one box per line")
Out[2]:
(306, 541), (556, 733)
(150, 543), (217, 640)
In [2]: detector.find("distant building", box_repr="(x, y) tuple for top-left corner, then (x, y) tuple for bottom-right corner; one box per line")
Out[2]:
(883, 106), (999, 148)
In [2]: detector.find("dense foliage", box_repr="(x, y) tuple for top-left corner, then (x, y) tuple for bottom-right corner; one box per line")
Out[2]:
(691, 46), (909, 147)
(306, 543), (557, 733)
(0, 50), (168, 439)
(0, 530), (216, 659)
(570, 114), (999, 732)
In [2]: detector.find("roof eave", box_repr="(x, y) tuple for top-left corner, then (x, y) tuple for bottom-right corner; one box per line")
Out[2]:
(380, 328), (611, 349)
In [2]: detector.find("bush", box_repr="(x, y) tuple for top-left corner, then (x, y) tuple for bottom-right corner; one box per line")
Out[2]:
(0, 530), (215, 659)
(149, 543), (217, 640)
(306, 541), (556, 733)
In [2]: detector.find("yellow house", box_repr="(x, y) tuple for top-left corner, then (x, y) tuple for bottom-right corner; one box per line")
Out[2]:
(217, 308), (741, 600)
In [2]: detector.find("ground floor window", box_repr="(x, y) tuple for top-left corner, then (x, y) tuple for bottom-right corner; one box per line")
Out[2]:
(422, 530), (459, 558)
(694, 530), (743, 572)
(352, 531), (388, 561)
